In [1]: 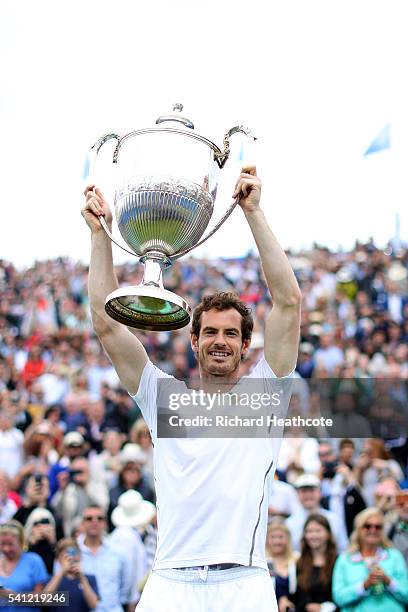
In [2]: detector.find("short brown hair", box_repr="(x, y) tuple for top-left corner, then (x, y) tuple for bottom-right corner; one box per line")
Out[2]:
(56, 537), (79, 557)
(339, 438), (354, 450)
(191, 292), (253, 343)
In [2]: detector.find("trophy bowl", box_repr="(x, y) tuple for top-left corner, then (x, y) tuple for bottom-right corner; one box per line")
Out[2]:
(89, 105), (255, 331)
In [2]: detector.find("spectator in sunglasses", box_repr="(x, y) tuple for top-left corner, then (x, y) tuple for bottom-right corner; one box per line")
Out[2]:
(77, 505), (131, 612)
(332, 507), (408, 611)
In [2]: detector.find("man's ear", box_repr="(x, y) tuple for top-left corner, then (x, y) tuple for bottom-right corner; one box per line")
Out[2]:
(191, 333), (199, 354)
(241, 339), (251, 358)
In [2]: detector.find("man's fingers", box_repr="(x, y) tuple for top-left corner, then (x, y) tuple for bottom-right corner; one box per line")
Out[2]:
(239, 172), (259, 181)
(241, 165), (257, 176)
(84, 193), (104, 216)
(83, 184), (95, 196)
(233, 177), (259, 198)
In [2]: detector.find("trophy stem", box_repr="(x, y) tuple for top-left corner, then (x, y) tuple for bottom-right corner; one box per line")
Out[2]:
(139, 254), (169, 290)
(104, 252), (191, 331)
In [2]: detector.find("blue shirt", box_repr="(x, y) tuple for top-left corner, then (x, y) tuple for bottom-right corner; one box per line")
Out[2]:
(79, 540), (130, 612)
(0, 552), (48, 612)
(48, 575), (99, 612)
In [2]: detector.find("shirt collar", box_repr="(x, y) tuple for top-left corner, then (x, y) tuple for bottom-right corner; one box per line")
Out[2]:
(350, 547), (388, 563)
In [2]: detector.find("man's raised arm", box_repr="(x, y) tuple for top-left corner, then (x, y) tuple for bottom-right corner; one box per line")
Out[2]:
(82, 186), (148, 395)
(233, 167), (301, 376)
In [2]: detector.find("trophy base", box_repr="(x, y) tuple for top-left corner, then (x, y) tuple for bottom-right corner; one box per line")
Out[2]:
(105, 285), (192, 331)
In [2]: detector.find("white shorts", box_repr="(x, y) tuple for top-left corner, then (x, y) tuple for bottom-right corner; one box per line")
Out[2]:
(137, 566), (278, 612)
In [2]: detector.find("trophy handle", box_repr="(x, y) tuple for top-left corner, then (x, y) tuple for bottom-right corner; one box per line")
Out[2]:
(87, 134), (138, 258)
(171, 196), (240, 260)
(172, 126), (256, 259)
(214, 125), (256, 169)
(98, 215), (138, 258)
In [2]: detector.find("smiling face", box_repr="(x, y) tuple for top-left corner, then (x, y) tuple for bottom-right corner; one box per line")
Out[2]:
(359, 515), (384, 548)
(191, 308), (250, 379)
(298, 486), (320, 510)
(304, 520), (329, 551)
(267, 527), (289, 556)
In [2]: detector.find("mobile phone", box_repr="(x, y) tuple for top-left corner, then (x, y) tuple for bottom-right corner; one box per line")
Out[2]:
(34, 474), (43, 486)
(66, 547), (79, 558)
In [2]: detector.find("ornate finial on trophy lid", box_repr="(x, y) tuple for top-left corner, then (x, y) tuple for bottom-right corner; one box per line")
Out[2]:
(156, 103), (194, 129)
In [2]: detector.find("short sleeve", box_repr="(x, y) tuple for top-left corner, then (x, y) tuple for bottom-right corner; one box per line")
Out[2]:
(246, 356), (294, 419)
(131, 360), (173, 433)
(250, 356), (295, 380)
(29, 552), (49, 585)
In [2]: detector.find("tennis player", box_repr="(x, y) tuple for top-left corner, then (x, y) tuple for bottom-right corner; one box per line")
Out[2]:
(82, 167), (301, 611)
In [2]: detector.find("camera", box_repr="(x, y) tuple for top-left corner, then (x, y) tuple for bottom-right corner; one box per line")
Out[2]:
(68, 469), (83, 482)
(33, 518), (51, 527)
(34, 473), (43, 485)
(322, 460), (338, 479)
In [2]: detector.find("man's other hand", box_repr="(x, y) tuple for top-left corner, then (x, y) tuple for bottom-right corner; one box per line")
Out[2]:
(232, 166), (261, 213)
(82, 185), (113, 232)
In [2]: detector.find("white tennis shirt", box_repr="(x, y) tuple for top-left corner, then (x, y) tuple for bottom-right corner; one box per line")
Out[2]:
(132, 356), (292, 570)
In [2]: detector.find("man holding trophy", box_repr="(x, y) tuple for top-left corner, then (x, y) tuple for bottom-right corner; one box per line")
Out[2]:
(82, 109), (301, 611)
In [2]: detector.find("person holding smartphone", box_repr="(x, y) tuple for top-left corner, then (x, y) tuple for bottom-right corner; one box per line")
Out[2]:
(45, 538), (99, 611)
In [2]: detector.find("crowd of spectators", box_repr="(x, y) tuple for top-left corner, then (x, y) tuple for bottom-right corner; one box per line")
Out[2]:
(0, 239), (407, 610)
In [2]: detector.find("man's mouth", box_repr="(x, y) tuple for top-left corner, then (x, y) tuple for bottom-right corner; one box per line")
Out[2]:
(208, 351), (231, 358)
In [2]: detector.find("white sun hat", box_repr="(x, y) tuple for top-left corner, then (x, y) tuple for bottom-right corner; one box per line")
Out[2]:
(119, 443), (147, 465)
(111, 490), (156, 529)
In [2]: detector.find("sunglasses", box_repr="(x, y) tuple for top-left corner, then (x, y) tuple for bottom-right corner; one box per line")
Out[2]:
(33, 518), (51, 526)
(362, 523), (383, 531)
(83, 516), (105, 522)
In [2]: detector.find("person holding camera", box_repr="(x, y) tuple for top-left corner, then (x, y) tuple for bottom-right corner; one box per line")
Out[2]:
(13, 474), (62, 535)
(45, 537), (99, 611)
(25, 508), (56, 574)
(319, 442), (366, 537)
(51, 457), (104, 537)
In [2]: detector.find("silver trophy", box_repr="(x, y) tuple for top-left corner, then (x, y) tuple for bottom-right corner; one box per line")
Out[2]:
(89, 104), (255, 331)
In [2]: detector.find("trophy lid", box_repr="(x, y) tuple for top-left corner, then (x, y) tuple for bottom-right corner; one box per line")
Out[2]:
(155, 103), (194, 129)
